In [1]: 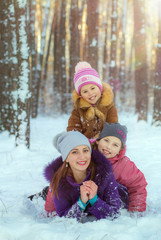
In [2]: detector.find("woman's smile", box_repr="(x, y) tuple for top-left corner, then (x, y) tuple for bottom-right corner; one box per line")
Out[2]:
(77, 161), (87, 166)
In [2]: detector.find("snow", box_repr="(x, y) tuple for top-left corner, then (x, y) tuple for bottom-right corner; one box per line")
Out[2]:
(90, 38), (97, 47)
(110, 60), (116, 67)
(0, 113), (161, 240)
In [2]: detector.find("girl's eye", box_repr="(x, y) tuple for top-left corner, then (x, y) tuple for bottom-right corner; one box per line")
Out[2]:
(114, 144), (119, 148)
(104, 139), (109, 142)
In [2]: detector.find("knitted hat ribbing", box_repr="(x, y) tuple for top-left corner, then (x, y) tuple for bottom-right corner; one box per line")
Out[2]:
(74, 61), (103, 95)
(97, 122), (127, 147)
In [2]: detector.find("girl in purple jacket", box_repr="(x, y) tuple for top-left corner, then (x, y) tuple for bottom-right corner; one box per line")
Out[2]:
(44, 131), (121, 222)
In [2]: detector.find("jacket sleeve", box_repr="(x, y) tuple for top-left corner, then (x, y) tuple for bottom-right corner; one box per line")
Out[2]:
(105, 103), (118, 124)
(66, 108), (83, 133)
(116, 157), (147, 212)
(86, 173), (120, 219)
(53, 190), (87, 221)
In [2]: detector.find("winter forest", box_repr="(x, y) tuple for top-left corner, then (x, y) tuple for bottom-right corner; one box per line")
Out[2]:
(0, 0), (161, 149)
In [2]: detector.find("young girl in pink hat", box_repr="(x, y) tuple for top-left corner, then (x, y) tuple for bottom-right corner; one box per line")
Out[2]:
(67, 61), (118, 139)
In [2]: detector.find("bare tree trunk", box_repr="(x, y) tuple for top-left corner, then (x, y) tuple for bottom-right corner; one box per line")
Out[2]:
(119, 0), (128, 107)
(14, 0), (31, 148)
(8, 0), (19, 135)
(69, 0), (81, 92)
(152, 5), (161, 126)
(53, 0), (66, 113)
(133, 0), (148, 121)
(41, 0), (60, 112)
(87, 0), (99, 69)
(53, 1), (62, 93)
(28, 0), (37, 117)
(32, 0), (51, 118)
(59, 0), (66, 113)
(109, 0), (118, 99)
(0, 2), (10, 132)
(103, 0), (111, 81)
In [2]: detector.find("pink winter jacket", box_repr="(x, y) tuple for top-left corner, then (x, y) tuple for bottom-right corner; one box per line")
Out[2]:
(108, 147), (147, 212)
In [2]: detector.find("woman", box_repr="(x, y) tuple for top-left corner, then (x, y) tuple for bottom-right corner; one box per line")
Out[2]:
(44, 131), (121, 222)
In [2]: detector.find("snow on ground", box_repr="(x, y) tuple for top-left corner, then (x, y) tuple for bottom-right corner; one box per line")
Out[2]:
(0, 113), (161, 240)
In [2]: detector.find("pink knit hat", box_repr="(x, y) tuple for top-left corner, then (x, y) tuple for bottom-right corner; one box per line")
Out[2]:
(74, 61), (103, 95)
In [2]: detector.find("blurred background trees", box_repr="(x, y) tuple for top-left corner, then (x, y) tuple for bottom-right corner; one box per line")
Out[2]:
(0, 0), (161, 147)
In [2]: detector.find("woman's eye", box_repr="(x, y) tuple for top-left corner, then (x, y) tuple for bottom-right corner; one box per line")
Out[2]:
(84, 149), (89, 153)
(72, 151), (77, 154)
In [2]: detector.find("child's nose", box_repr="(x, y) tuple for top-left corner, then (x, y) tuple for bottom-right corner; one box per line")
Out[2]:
(88, 91), (93, 96)
(106, 143), (111, 149)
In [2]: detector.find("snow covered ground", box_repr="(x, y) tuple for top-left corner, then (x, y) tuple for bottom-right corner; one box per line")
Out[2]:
(0, 113), (161, 240)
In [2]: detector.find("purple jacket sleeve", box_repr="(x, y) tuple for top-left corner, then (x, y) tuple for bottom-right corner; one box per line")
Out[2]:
(86, 175), (120, 219)
(53, 194), (87, 221)
(86, 196), (119, 219)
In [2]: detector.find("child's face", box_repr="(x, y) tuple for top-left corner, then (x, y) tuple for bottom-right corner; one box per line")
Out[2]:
(96, 136), (122, 159)
(80, 84), (101, 104)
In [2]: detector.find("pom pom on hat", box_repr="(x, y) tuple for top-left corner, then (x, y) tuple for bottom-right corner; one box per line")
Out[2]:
(75, 62), (91, 73)
(53, 131), (66, 149)
(74, 61), (103, 95)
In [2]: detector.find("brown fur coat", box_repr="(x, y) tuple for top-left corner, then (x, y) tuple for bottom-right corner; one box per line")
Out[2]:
(67, 82), (118, 139)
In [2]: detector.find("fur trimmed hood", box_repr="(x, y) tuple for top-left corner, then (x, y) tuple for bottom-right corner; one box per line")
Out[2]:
(72, 82), (114, 121)
(44, 150), (113, 183)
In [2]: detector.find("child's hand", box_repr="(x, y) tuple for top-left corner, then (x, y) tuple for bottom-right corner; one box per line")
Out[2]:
(80, 184), (90, 204)
(83, 180), (98, 200)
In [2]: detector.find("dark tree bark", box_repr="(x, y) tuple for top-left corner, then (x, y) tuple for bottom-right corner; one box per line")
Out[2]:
(31, 0), (51, 118)
(28, 0), (37, 117)
(103, 0), (111, 82)
(133, 0), (148, 121)
(40, 0), (59, 112)
(109, 0), (118, 98)
(14, 0), (31, 148)
(53, 1), (62, 93)
(53, 0), (66, 113)
(152, 6), (161, 126)
(0, 2), (10, 132)
(69, 0), (81, 92)
(119, 0), (128, 107)
(87, 0), (99, 69)
(59, 0), (67, 113)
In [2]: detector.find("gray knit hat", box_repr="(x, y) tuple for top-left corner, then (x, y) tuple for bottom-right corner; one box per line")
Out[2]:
(53, 131), (92, 162)
(97, 122), (127, 147)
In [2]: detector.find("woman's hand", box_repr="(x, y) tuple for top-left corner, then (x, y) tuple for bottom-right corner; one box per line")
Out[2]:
(80, 184), (90, 204)
(82, 180), (98, 200)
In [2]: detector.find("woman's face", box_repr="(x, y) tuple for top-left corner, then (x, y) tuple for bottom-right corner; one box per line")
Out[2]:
(66, 145), (91, 174)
